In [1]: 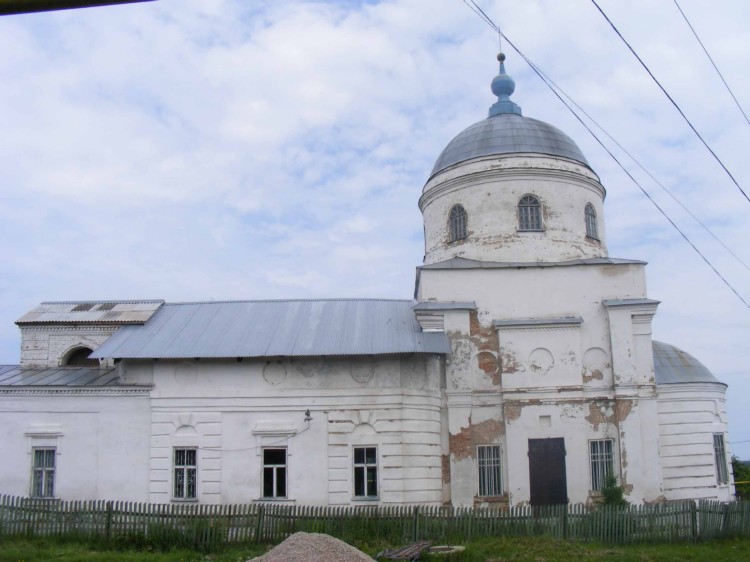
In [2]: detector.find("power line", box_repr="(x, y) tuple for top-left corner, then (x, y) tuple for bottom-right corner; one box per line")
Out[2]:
(590, 0), (750, 205)
(460, 0), (750, 309)
(529, 61), (750, 272)
(673, 0), (750, 126)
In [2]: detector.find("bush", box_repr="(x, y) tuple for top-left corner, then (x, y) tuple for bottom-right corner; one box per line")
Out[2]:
(601, 474), (628, 507)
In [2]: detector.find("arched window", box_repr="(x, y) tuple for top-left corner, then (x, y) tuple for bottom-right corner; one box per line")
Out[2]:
(518, 195), (542, 231)
(63, 346), (98, 367)
(449, 205), (467, 242)
(585, 203), (599, 240)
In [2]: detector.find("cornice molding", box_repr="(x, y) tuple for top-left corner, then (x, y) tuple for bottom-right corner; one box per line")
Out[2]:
(0, 387), (151, 396)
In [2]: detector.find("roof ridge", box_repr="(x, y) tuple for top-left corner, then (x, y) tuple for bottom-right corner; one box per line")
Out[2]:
(41, 300), (164, 305)
(163, 298), (416, 306)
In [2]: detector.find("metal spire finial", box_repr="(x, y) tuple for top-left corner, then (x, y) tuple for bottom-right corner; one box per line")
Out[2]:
(488, 52), (522, 117)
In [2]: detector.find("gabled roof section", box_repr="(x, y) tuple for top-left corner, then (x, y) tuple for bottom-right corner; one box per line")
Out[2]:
(91, 299), (451, 360)
(16, 301), (164, 325)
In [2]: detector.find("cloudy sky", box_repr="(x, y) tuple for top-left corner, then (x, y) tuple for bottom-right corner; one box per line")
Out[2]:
(1, 1), (748, 454)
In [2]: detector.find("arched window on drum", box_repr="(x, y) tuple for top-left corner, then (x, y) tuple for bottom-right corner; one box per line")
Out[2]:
(518, 195), (542, 231)
(449, 204), (467, 242)
(585, 203), (599, 240)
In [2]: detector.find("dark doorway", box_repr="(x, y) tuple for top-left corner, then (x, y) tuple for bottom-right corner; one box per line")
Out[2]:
(528, 438), (568, 506)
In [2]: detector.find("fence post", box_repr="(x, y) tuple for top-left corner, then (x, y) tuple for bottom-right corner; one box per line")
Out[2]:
(104, 501), (113, 542)
(690, 500), (698, 542)
(255, 504), (265, 544)
(721, 502), (730, 536)
(562, 505), (568, 539)
(413, 505), (419, 542)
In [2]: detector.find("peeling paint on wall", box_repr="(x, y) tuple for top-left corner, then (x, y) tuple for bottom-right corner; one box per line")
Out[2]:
(585, 399), (633, 431)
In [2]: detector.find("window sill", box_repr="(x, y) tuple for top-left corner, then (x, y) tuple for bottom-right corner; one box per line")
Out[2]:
(517, 229), (544, 233)
(585, 235), (600, 242)
(352, 497), (380, 502)
(171, 498), (199, 503)
(475, 495), (507, 504)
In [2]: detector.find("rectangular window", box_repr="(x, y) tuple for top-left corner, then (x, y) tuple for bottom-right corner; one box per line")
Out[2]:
(31, 448), (56, 498)
(173, 448), (197, 500)
(590, 439), (614, 491)
(477, 445), (502, 497)
(262, 448), (287, 498)
(714, 434), (729, 485)
(353, 446), (378, 498)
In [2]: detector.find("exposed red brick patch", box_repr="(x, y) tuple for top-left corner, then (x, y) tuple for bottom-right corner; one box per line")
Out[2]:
(441, 454), (451, 484)
(504, 402), (523, 423)
(468, 310), (502, 385)
(448, 418), (505, 460)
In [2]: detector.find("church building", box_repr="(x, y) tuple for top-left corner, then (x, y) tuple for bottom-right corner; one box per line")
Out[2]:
(0, 55), (733, 507)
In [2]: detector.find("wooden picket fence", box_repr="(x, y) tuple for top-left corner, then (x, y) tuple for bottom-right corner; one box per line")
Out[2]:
(1, 495), (750, 549)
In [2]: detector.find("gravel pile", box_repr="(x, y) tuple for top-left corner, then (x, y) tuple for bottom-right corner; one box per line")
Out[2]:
(249, 532), (375, 562)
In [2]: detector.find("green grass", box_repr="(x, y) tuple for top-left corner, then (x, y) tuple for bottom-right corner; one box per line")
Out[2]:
(0, 537), (269, 562)
(419, 536), (750, 561)
(2, 536), (750, 562)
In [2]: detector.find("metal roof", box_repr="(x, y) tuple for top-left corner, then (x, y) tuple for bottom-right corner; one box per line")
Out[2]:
(0, 365), (122, 387)
(493, 317), (583, 328)
(430, 113), (589, 179)
(419, 257), (646, 270)
(16, 301), (164, 325)
(91, 299), (451, 360)
(603, 298), (660, 308)
(412, 301), (476, 311)
(653, 341), (724, 386)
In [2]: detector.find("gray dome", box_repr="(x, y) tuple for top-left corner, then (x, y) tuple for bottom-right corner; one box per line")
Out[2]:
(653, 341), (724, 385)
(430, 113), (590, 179)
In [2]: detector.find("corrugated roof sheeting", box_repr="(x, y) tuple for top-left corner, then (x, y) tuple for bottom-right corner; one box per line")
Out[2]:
(16, 300), (164, 325)
(0, 365), (121, 387)
(653, 341), (724, 385)
(91, 299), (451, 359)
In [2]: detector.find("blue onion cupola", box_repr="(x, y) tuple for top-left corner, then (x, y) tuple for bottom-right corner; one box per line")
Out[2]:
(489, 52), (521, 117)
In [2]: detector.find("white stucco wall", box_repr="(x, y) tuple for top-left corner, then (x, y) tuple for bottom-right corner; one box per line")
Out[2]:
(119, 354), (444, 506)
(420, 155), (607, 265)
(657, 382), (733, 501)
(418, 261), (666, 506)
(0, 389), (151, 501)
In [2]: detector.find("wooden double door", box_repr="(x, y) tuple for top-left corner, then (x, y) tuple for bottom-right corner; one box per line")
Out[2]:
(528, 438), (568, 506)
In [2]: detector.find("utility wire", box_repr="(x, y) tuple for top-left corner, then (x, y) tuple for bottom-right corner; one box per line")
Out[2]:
(673, 0), (750, 126)
(530, 60), (750, 272)
(590, 0), (750, 205)
(460, 0), (750, 309)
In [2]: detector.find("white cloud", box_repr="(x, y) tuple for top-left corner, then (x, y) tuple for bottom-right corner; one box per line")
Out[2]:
(0, 0), (748, 455)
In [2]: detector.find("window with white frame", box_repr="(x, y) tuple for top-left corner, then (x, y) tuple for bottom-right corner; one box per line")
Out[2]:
(173, 448), (197, 500)
(353, 446), (378, 499)
(449, 205), (468, 242)
(477, 445), (502, 497)
(262, 448), (287, 498)
(585, 203), (599, 240)
(31, 447), (56, 498)
(714, 434), (729, 485)
(589, 439), (614, 491)
(518, 195), (542, 231)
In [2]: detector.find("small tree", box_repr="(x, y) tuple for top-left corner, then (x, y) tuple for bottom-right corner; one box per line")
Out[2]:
(731, 456), (750, 499)
(601, 474), (629, 507)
